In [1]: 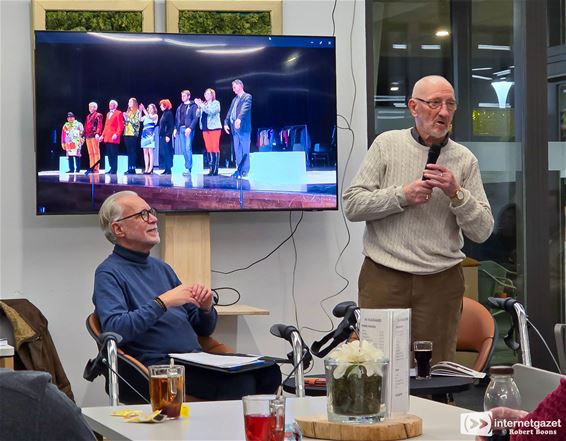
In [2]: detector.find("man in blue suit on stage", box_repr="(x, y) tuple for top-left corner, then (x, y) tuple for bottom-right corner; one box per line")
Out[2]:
(224, 79), (252, 178)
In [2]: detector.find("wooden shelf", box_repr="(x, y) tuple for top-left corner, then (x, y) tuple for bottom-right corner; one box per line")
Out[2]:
(215, 304), (270, 316)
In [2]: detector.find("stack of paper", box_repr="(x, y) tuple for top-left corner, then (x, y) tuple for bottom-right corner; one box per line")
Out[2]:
(168, 352), (262, 369)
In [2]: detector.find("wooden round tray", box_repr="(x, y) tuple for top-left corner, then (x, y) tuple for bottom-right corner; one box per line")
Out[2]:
(295, 414), (422, 441)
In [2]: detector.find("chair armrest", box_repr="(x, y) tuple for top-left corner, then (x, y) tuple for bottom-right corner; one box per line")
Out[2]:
(199, 335), (234, 354)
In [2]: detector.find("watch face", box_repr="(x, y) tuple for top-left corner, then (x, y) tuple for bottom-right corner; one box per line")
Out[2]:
(456, 190), (464, 200)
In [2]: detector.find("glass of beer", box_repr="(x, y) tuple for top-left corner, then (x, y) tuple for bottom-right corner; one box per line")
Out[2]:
(413, 341), (433, 380)
(242, 395), (285, 441)
(148, 364), (185, 418)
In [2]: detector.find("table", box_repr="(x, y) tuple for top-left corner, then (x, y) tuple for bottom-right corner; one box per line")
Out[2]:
(215, 304), (269, 316)
(83, 396), (474, 440)
(283, 375), (475, 403)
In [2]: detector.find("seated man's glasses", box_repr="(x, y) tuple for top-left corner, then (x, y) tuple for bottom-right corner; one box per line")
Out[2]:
(115, 207), (158, 223)
(413, 97), (458, 111)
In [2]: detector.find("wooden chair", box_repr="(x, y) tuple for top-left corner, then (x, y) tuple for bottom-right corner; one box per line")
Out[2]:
(86, 312), (233, 404)
(456, 297), (497, 372)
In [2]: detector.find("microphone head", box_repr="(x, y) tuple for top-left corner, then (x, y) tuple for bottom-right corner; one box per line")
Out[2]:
(427, 144), (442, 164)
(270, 323), (298, 341)
(333, 301), (357, 318)
(270, 323), (286, 338)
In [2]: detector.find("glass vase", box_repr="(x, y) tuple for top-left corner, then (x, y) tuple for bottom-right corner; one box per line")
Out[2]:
(324, 359), (388, 424)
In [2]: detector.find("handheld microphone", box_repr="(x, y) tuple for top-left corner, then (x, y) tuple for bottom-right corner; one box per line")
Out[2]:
(422, 143), (442, 180)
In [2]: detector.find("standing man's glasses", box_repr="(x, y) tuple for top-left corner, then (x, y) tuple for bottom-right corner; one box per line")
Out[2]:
(413, 97), (458, 111)
(115, 208), (158, 223)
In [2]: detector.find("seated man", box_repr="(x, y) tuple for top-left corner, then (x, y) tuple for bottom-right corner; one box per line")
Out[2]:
(93, 191), (281, 400)
(0, 369), (96, 441)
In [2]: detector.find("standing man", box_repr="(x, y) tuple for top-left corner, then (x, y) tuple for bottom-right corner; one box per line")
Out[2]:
(100, 99), (124, 174)
(85, 102), (103, 173)
(343, 75), (494, 364)
(173, 90), (198, 176)
(224, 79), (252, 178)
(93, 191), (281, 400)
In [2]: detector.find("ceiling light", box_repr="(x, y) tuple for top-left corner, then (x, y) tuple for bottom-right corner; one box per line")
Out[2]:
(435, 30), (450, 37)
(472, 75), (492, 81)
(478, 44), (511, 51)
(392, 43), (407, 49)
(421, 45), (441, 50)
(472, 67), (493, 71)
(390, 86), (400, 91)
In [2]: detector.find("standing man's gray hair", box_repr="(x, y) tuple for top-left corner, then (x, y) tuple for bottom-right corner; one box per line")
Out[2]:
(99, 191), (137, 243)
(232, 79), (244, 88)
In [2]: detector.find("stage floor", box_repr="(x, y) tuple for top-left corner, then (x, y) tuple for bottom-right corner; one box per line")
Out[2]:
(37, 167), (338, 213)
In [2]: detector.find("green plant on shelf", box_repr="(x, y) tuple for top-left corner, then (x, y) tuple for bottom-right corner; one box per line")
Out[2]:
(45, 11), (143, 32)
(178, 11), (271, 34)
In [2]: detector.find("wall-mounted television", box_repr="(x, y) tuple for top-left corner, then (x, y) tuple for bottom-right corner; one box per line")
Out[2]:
(34, 31), (337, 214)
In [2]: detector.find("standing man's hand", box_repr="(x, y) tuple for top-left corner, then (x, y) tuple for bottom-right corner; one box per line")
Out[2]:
(173, 129), (177, 138)
(111, 134), (117, 142)
(403, 179), (434, 205)
(224, 124), (230, 134)
(234, 118), (241, 130)
(185, 127), (191, 137)
(422, 164), (459, 198)
(165, 136), (170, 143)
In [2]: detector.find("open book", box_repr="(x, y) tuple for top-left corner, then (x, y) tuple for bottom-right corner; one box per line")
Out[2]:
(430, 361), (486, 379)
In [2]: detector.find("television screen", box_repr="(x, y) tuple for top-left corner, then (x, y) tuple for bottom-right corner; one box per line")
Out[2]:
(34, 31), (338, 214)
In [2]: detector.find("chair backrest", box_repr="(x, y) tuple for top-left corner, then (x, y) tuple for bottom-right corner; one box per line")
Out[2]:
(456, 297), (497, 372)
(555, 324), (566, 374)
(86, 312), (234, 403)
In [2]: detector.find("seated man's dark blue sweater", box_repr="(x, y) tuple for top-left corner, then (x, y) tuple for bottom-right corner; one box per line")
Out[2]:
(93, 244), (217, 366)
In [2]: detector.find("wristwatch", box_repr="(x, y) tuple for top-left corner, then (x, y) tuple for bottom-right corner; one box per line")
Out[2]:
(451, 187), (465, 204)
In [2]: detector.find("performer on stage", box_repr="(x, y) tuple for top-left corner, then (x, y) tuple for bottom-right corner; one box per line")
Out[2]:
(123, 97), (141, 175)
(195, 88), (221, 176)
(158, 99), (174, 175)
(139, 103), (158, 175)
(224, 79), (252, 178)
(173, 90), (198, 176)
(85, 102), (103, 173)
(100, 100), (124, 175)
(61, 112), (84, 174)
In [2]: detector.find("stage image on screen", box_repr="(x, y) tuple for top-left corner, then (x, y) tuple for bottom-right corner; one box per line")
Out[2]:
(34, 31), (338, 214)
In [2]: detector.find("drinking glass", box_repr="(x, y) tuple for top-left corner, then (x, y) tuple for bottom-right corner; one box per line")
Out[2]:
(413, 341), (433, 380)
(148, 364), (185, 418)
(242, 394), (285, 441)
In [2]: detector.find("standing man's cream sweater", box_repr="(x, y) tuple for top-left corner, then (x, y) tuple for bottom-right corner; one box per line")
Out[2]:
(343, 128), (494, 275)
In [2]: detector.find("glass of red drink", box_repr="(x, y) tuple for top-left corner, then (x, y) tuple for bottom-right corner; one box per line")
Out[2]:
(242, 395), (285, 441)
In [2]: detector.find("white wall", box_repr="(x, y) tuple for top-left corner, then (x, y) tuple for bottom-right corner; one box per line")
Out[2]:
(0, 0), (369, 407)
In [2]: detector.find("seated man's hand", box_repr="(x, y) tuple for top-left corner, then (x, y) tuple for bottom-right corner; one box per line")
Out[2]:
(188, 283), (214, 312)
(160, 283), (214, 311)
